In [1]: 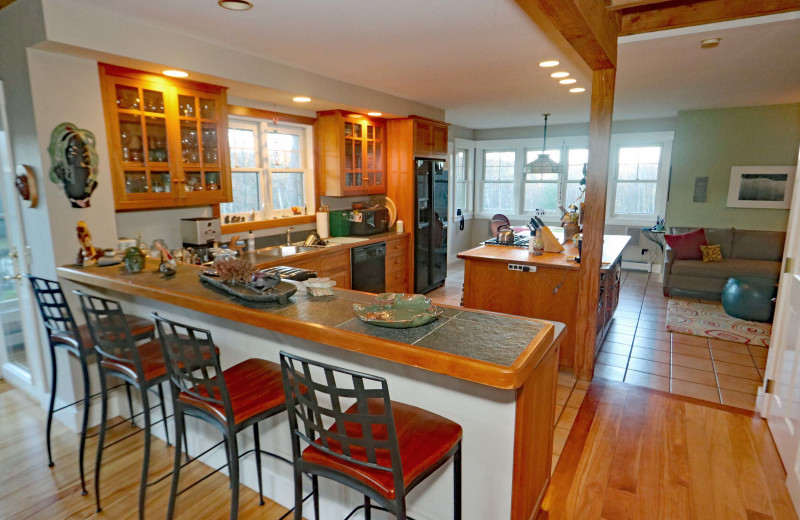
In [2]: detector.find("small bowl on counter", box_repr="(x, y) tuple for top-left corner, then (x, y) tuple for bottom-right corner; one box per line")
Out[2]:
(354, 293), (443, 328)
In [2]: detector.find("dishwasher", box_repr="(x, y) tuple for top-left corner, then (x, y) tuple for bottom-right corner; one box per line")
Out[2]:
(351, 242), (386, 293)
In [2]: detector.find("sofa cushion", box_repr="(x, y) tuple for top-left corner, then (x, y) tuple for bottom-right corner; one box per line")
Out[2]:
(731, 229), (785, 262)
(665, 228), (708, 260)
(704, 228), (734, 258)
(671, 258), (780, 281)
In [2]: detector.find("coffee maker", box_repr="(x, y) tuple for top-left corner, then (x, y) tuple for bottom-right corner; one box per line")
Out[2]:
(180, 217), (221, 262)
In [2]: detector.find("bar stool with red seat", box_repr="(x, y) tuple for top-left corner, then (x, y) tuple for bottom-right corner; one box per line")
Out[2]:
(152, 313), (316, 520)
(279, 351), (462, 520)
(26, 275), (154, 495)
(74, 290), (173, 518)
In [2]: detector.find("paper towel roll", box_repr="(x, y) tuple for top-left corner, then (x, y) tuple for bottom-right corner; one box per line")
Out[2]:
(316, 211), (330, 238)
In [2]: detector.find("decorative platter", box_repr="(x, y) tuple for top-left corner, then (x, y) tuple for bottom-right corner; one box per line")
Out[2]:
(199, 274), (296, 304)
(353, 293), (443, 328)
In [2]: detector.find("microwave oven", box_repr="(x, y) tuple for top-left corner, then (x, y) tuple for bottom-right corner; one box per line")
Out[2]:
(349, 207), (389, 236)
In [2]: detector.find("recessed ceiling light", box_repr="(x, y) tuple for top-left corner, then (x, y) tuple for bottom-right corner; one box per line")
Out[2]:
(163, 70), (189, 78)
(559, 78), (577, 85)
(539, 60), (560, 68)
(292, 96), (311, 103)
(551, 72), (570, 78)
(701, 37), (721, 48)
(218, 0), (253, 10)
(569, 87), (586, 93)
(367, 112), (382, 117)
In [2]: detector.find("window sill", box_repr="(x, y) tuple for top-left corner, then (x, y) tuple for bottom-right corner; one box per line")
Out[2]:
(221, 214), (315, 235)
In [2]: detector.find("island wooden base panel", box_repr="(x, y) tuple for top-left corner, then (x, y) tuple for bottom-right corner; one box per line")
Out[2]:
(539, 379), (796, 520)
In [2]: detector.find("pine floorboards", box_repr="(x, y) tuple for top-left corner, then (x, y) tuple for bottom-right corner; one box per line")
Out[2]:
(538, 378), (797, 520)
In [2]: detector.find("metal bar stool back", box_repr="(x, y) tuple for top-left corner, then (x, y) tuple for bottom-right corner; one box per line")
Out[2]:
(280, 351), (462, 520)
(75, 291), (169, 518)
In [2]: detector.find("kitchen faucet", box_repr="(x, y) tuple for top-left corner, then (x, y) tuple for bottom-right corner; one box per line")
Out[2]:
(286, 226), (294, 245)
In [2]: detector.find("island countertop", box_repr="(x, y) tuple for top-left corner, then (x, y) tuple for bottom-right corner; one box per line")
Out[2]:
(458, 234), (631, 271)
(57, 260), (561, 389)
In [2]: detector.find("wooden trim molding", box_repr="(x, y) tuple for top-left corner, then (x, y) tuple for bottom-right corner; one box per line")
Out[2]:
(221, 215), (316, 234)
(227, 105), (316, 126)
(98, 63), (225, 94)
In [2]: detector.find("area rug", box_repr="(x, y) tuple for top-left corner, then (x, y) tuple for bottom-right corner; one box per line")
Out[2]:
(665, 299), (772, 347)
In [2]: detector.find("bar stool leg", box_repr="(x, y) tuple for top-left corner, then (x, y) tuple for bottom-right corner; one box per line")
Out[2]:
(364, 496), (371, 520)
(125, 381), (136, 427)
(454, 443), (462, 520)
(157, 383), (171, 447)
(292, 466), (303, 520)
(312, 475), (320, 520)
(252, 423), (264, 505)
(167, 409), (185, 520)
(78, 356), (91, 495)
(138, 389), (152, 520)
(228, 433), (240, 520)
(45, 347), (57, 468)
(94, 370), (109, 513)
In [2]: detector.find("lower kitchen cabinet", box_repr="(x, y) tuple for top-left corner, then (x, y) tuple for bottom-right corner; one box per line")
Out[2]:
(385, 235), (409, 293)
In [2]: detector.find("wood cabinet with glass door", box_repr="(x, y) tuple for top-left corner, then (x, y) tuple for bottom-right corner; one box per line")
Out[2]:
(314, 110), (386, 197)
(99, 64), (232, 210)
(412, 116), (448, 159)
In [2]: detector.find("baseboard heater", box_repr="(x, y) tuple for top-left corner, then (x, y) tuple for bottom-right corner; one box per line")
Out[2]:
(621, 260), (651, 272)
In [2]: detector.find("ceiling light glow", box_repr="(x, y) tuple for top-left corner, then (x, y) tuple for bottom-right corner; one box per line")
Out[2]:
(292, 96), (311, 103)
(163, 70), (189, 78)
(551, 72), (570, 78)
(701, 37), (721, 48)
(569, 87), (586, 93)
(368, 112), (382, 117)
(559, 78), (577, 85)
(218, 0), (253, 10)
(539, 60), (560, 68)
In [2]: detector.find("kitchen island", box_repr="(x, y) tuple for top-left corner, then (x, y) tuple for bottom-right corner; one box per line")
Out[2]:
(58, 260), (563, 520)
(459, 234), (629, 371)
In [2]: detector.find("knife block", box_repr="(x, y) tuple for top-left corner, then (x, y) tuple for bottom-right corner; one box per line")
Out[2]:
(541, 226), (565, 253)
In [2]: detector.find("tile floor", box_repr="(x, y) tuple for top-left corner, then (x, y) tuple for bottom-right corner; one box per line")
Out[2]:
(595, 270), (767, 411)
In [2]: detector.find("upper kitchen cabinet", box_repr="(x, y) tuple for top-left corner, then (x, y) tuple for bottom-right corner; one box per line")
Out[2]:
(99, 64), (232, 211)
(315, 110), (386, 197)
(412, 116), (448, 159)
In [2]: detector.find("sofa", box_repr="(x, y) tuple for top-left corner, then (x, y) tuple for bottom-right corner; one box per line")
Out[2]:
(663, 227), (785, 300)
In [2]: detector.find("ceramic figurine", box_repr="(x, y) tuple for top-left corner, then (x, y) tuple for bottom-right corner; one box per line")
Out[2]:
(123, 247), (146, 273)
(76, 220), (104, 266)
(48, 123), (99, 208)
(153, 240), (177, 276)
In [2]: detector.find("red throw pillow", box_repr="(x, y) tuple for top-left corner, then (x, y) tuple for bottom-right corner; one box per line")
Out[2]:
(664, 228), (708, 260)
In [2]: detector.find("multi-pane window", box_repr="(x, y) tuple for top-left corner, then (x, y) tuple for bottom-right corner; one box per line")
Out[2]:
(565, 148), (588, 206)
(221, 118), (313, 219)
(482, 150), (515, 211)
(612, 146), (662, 216)
(523, 149), (561, 212)
(454, 148), (473, 215)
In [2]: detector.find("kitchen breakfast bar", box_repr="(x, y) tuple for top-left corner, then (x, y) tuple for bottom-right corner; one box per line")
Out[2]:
(57, 261), (564, 520)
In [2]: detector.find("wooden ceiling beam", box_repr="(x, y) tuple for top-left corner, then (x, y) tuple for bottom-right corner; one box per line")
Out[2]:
(514, 0), (620, 70)
(620, 0), (800, 35)
(608, 0), (675, 11)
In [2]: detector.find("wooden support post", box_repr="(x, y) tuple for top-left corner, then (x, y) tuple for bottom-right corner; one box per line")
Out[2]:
(574, 68), (616, 381)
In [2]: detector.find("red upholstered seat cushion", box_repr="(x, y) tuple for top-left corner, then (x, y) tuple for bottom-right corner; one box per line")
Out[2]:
(665, 228), (708, 260)
(302, 399), (462, 500)
(51, 314), (155, 353)
(178, 358), (287, 426)
(99, 338), (168, 383)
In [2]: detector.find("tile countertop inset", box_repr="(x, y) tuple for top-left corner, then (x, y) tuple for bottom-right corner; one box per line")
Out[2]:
(57, 260), (561, 389)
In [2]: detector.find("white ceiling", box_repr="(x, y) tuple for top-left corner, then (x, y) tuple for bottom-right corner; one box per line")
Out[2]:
(67, 0), (800, 129)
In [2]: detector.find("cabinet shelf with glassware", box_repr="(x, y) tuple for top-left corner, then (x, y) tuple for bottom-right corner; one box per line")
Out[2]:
(99, 64), (232, 211)
(314, 110), (386, 197)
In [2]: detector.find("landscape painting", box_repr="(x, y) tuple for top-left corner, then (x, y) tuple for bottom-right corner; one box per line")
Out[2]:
(727, 166), (796, 209)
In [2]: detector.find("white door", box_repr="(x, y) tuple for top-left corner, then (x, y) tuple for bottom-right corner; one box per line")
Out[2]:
(0, 81), (41, 397)
(763, 155), (800, 509)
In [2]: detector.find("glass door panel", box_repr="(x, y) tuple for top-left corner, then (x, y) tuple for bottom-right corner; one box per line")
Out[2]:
(124, 171), (148, 193)
(115, 84), (140, 110)
(119, 113), (144, 164)
(354, 141), (362, 171)
(142, 89), (165, 114)
(199, 98), (216, 119)
(201, 123), (219, 165)
(145, 117), (168, 164)
(151, 171), (172, 193)
(181, 121), (199, 164)
(0, 200), (24, 370)
(185, 171), (203, 192)
(205, 171), (221, 191)
(178, 95), (196, 117)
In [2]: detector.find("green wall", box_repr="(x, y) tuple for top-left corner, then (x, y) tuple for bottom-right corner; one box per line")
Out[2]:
(667, 104), (800, 231)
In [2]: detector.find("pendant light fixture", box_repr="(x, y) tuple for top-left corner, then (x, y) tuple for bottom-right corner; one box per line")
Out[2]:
(523, 113), (563, 179)
(218, 0), (253, 11)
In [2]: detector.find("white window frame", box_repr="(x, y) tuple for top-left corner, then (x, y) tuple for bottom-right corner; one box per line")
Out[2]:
(605, 132), (674, 226)
(452, 138), (476, 219)
(479, 148), (517, 214)
(223, 116), (314, 220)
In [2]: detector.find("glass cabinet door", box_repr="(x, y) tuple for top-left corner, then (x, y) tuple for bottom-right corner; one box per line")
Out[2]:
(176, 88), (227, 200)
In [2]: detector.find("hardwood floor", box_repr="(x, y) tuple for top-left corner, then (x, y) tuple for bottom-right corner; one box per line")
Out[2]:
(0, 380), (294, 519)
(427, 259), (464, 307)
(538, 378), (797, 520)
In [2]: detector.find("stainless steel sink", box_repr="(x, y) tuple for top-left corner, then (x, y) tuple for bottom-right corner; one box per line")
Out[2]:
(255, 245), (323, 257)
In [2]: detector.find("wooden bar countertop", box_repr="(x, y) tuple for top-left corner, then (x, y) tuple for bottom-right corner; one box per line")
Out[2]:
(458, 234), (631, 271)
(57, 260), (562, 390)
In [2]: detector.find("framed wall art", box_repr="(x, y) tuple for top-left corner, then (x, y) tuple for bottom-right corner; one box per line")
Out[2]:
(726, 166), (796, 209)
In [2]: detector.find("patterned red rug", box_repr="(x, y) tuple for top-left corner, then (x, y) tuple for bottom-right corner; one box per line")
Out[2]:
(666, 299), (772, 347)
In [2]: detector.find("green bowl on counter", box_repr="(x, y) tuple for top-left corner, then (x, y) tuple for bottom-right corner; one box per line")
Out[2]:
(354, 293), (443, 328)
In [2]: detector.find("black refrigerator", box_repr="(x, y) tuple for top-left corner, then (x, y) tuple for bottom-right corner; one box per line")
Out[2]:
(414, 159), (448, 293)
